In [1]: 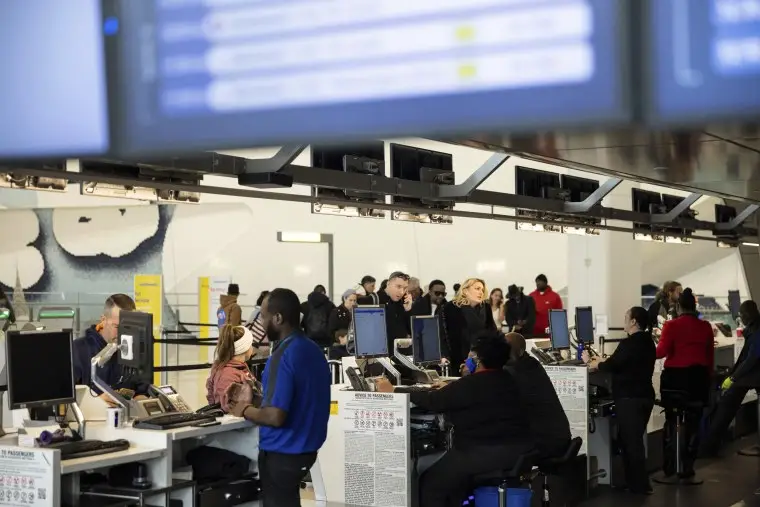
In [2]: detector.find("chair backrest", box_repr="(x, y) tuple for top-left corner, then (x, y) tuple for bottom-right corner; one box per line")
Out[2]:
(564, 437), (583, 461)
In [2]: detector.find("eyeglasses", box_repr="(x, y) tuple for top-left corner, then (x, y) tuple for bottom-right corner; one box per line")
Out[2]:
(432, 291), (447, 297)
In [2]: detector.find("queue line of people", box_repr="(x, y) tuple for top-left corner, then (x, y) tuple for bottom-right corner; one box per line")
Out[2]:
(64, 274), (759, 507)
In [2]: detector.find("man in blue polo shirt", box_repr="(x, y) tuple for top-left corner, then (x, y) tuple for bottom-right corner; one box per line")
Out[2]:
(228, 288), (331, 507)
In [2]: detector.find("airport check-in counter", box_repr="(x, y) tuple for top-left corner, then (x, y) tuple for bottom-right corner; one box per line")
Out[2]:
(583, 333), (750, 487)
(2, 410), (258, 507)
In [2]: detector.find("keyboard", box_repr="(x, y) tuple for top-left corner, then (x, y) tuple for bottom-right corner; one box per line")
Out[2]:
(133, 412), (216, 430)
(51, 439), (130, 460)
(397, 385), (435, 393)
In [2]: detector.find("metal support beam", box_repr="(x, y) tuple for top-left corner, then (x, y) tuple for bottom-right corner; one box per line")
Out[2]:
(243, 145), (308, 173)
(651, 193), (701, 224)
(438, 154), (510, 199)
(8, 165), (757, 236)
(715, 205), (760, 231)
(563, 178), (622, 214)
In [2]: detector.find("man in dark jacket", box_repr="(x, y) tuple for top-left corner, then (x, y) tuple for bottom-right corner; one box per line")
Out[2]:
(505, 285), (536, 337)
(506, 332), (571, 458)
(701, 300), (760, 456)
(377, 272), (413, 352)
(72, 294), (149, 403)
(410, 280), (447, 317)
(300, 285), (335, 347)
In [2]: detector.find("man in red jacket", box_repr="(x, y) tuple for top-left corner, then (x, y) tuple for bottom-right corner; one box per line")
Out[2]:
(529, 274), (563, 336)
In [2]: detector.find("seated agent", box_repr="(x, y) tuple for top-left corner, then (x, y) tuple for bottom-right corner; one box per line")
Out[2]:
(227, 288), (331, 507)
(505, 332), (571, 459)
(72, 294), (149, 403)
(376, 331), (534, 507)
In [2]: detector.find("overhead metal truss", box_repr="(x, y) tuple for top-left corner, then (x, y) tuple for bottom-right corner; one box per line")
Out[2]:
(2, 137), (758, 239)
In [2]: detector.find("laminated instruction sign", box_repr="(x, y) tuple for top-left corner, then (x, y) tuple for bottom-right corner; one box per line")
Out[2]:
(0, 447), (56, 507)
(544, 366), (589, 456)
(341, 392), (409, 507)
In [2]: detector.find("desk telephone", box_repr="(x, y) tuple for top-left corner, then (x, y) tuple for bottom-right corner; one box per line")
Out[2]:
(134, 385), (192, 418)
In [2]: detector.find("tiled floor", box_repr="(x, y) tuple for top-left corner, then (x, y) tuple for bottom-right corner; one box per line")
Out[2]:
(581, 437), (760, 507)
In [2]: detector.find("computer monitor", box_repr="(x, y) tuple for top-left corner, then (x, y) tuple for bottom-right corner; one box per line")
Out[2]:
(549, 310), (571, 350)
(411, 315), (442, 365)
(352, 306), (388, 359)
(6, 330), (75, 409)
(575, 307), (595, 344)
(117, 311), (154, 380)
(0, 1), (109, 159)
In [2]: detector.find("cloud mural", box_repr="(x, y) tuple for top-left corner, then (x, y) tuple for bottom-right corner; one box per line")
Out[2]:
(0, 210), (44, 289)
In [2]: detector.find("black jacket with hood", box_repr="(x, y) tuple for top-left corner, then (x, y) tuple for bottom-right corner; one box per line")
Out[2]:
(301, 292), (335, 347)
(732, 321), (760, 388)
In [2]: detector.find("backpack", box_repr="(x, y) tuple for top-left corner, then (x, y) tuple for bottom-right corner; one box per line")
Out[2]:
(304, 306), (330, 345)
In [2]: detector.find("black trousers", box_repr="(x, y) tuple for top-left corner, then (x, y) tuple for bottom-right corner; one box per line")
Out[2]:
(418, 442), (534, 507)
(615, 397), (653, 491)
(701, 385), (752, 455)
(662, 405), (701, 476)
(259, 450), (317, 507)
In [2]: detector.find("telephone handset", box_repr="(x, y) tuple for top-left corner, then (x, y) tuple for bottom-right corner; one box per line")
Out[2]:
(346, 367), (371, 392)
(148, 385), (192, 413)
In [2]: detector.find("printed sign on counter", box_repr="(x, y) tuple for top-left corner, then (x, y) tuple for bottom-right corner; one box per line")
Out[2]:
(0, 447), (57, 507)
(544, 366), (589, 456)
(341, 392), (409, 507)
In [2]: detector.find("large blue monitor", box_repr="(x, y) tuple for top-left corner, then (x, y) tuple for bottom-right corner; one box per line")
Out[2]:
(646, 0), (760, 123)
(0, 2), (109, 159)
(104, 0), (632, 155)
(352, 306), (388, 359)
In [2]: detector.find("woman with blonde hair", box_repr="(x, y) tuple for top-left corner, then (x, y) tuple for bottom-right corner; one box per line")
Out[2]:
(442, 278), (497, 372)
(205, 325), (256, 412)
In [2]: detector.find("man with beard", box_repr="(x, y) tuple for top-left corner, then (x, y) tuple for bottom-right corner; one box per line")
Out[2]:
(228, 288), (330, 507)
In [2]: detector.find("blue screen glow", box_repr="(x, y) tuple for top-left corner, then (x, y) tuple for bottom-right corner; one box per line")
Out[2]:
(107, 0), (631, 154)
(0, 1), (109, 159)
(648, 0), (760, 122)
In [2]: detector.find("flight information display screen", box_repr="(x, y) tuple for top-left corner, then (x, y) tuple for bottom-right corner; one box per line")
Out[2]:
(105, 0), (632, 154)
(648, 0), (760, 122)
(0, 1), (109, 159)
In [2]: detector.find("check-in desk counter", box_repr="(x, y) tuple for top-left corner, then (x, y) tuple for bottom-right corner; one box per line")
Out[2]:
(0, 415), (258, 507)
(315, 367), (592, 507)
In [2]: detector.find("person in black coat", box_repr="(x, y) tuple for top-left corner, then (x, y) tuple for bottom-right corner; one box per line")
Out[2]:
(701, 300), (760, 456)
(442, 278), (497, 372)
(506, 332), (571, 459)
(410, 280), (447, 317)
(504, 284), (536, 337)
(328, 289), (357, 341)
(584, 306), (655, 495)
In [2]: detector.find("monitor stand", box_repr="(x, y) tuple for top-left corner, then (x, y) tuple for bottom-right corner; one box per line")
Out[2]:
(375, 357), (401, 386)
(0, 391), (5, 438)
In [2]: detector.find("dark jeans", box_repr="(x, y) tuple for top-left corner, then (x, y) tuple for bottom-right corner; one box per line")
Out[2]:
(259, 450), (317, 507)
(615, 397), (653, 491)
(701, 385), (752, 455)
(662, 405), (701, 476)
(419, 442), (534, 507)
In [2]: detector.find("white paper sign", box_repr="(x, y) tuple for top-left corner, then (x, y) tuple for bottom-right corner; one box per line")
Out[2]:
(341, 392), (408, 507)
(544, 366), (589, 456)
(0, 447), (56, 507)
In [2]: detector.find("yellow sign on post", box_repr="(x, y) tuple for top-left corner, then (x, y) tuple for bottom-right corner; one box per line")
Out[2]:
(134, 274), (163, 384)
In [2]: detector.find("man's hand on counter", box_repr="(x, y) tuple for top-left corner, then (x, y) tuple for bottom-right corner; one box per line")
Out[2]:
(374, 377), (395, 393)
(226, 383), (284, 427)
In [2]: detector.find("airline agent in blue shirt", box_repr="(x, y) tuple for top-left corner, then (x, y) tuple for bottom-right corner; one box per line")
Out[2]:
(228, 288), (331, 507)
